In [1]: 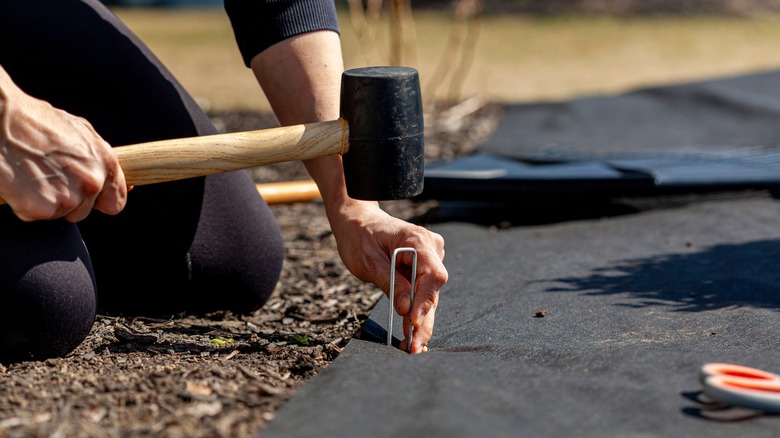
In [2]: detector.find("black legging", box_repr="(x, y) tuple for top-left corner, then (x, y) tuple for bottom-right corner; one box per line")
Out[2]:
(0, 0), (285, 363)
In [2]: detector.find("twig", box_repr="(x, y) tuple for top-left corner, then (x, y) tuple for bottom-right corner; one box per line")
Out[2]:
(439, 93), (490, 123)
(425, 0), (483, 103)
(389, 0), (418, 67)
(348, 0), (385, 65)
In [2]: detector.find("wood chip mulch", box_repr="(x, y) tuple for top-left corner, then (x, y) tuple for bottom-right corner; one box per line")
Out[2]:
(0, 99), (501, 437)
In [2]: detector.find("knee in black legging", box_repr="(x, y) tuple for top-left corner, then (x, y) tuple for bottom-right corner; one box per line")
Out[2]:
(87, 173), (286, 317)
(186, 173), (286, 314)
(0, 217), (97, 363)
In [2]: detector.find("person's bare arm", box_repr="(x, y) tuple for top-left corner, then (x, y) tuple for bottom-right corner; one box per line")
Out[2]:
(250, 31), (447, 353)
(0, 65), (127, 222)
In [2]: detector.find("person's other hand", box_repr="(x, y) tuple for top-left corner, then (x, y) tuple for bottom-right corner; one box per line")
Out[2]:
(0, 69), (127, 222)
(328, 200), (448, 353)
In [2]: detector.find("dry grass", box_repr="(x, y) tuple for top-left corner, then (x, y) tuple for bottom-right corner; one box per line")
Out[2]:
(113, 7), (780, 112)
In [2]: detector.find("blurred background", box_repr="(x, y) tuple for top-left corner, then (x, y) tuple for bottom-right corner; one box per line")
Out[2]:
(101, 0), (780, 114)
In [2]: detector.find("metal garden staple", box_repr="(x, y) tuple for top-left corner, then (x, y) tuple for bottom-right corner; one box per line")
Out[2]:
(388, 247), (417, 353)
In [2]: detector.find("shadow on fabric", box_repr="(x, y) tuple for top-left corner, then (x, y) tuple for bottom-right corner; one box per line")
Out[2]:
(543, 239), (780, 312)
(413, 191), (773, 228)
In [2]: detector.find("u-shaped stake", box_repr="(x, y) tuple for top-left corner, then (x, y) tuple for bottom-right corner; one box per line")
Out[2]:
(388, 247), (417, 353)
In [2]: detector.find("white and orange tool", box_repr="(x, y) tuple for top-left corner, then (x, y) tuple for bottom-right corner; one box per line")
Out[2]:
(700, 363), (780, 413)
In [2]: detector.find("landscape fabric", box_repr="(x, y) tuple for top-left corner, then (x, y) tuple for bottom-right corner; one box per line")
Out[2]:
(261, 69), (780, 437)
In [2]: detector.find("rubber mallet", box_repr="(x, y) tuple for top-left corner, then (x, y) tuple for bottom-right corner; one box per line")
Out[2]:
(0, 66), (424, 205)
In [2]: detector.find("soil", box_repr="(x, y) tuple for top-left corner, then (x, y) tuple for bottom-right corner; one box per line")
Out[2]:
(0, 100), (501, 437)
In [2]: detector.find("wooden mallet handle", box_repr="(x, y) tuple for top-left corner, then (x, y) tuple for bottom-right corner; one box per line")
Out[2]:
(0, 119), (345, 205)
(117, 119), (346, 186)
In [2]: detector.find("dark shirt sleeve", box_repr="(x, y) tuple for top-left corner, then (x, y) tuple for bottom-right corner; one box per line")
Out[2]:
(224, 0), (340, 67)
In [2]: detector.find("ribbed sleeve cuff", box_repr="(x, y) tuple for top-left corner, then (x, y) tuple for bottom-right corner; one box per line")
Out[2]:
(225, 0), (340, 67)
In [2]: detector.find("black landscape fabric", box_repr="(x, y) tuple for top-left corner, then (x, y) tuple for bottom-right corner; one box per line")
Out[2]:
(422, 68), (780, 201)
(482, 69), (780, 158)
(261, 70), (780, 437)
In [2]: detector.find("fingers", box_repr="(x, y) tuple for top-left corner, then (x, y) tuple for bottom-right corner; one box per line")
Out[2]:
(399, 305), (436, 354)
(411, 270), (445, 327)
(76, 118), (128, 217)
(64, 198), (97, 223)
(390, 263), (414, 317)
(51, 143), (126, 223)
(9, 170), (126, 222)
(0, 83), (127, 222)
(92, 154), (128, 217)
(409, 306), (437, 353)
(390, 232), (448, 354)
(402, 271), (443, 354)
(63, 182), (127, 222)
(326, 202), (447, 354)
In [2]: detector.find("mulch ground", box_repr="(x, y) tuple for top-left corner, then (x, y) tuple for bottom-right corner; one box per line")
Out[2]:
(0, 99), (501, 437)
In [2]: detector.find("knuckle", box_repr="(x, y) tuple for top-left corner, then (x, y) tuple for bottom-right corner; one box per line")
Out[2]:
(80, 176), (104, 197)
(54, 192), (80, 211)
(434, 268), (449, 286)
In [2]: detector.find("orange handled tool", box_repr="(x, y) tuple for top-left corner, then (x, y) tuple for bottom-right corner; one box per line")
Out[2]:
(700, 362), (780, 413)
(256, 180), (321, 205)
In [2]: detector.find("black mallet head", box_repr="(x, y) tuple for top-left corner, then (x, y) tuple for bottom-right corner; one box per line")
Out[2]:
(340, 66), (425, 201)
